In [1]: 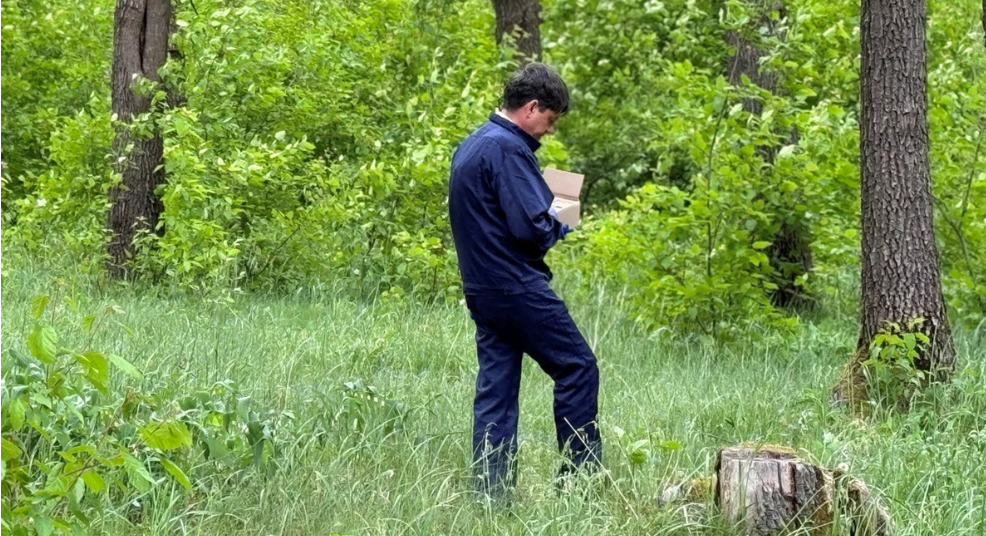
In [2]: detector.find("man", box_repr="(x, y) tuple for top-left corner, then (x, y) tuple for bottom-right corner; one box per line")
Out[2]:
(448, 63), (602, 500)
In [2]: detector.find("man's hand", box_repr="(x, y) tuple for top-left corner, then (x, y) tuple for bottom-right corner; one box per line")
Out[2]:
(549, 207), (572, 238)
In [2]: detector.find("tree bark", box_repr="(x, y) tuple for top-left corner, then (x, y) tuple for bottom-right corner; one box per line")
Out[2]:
(716, 446), (834, 535)
(714, 445), (891, 536)
(842, 0), (955, 399)
(491, 0), (542, 66)
(107, 0), (172, 279)
(726, 1), (814, 309)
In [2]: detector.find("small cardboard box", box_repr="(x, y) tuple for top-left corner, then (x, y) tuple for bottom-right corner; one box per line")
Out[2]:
(543, 168), (584, 228)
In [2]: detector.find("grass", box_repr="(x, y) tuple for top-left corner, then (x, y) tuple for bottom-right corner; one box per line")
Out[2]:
(2, 265), (985, 535)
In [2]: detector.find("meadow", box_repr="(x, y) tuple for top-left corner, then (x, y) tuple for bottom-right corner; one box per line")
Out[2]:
(3, 264), (983, 535)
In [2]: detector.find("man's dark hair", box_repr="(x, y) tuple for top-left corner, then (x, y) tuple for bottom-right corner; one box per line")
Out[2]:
(502, 62), (569, 114)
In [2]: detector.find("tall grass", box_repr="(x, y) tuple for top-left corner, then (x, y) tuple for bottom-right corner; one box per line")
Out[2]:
(2, 264), (984, 535)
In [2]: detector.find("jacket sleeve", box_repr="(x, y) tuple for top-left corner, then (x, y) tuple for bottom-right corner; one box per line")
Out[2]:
(494, 145), (567, 252)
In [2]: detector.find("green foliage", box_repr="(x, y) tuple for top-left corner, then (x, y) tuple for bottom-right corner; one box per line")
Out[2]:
(1, 297), (290, 534)
(4, 0), (505, 298)
(2, 0), (984, 331)
(862, 319), (935, 408)
(0, 0), (112, 217)
(564, 58), (818, 335)
(328, 380), (408, 439)
(545, 0), (725, 208)
(547, 0), (985, 333)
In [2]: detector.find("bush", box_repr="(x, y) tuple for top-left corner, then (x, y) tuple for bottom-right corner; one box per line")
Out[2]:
(1, 296), (291, 534)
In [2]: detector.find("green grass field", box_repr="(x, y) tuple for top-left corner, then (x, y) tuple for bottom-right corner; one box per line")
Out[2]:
(2, 266), (984, 535)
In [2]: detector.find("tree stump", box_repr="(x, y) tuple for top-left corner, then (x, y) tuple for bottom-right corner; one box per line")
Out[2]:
(715, 445), (834, 535)
(713, 445), (891, 536)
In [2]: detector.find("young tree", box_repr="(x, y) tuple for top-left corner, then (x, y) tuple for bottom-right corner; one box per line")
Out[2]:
(491, 0), (542, 65)
(726, 0), (813, 308)
(840, 0), (955, 402)
(107, 0), (172, 278)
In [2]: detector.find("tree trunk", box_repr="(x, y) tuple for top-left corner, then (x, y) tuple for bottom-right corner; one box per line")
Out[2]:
(726, 1), (814, 308)
(840, 0), (955, 401)
(107, 0), (172, 279)
(491, 0), (542, 66)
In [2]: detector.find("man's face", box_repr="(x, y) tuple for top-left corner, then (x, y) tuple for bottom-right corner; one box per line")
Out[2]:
(515, 100), (562, 140)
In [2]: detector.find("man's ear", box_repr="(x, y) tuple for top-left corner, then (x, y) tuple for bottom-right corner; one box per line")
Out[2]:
(527, 100), (539, 116)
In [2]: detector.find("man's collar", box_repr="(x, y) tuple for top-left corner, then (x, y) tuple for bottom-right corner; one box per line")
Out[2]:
(489, 111), (541, 152)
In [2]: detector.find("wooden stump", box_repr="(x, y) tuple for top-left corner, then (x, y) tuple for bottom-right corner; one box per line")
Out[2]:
(715, 446), (834, 535)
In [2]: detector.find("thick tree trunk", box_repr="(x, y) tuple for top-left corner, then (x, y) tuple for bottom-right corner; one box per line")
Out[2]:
(491, 0), (542, 65)
(726, 1), (813, 308)
(107, 0), (172, 279)
(842, 0), (955, 400)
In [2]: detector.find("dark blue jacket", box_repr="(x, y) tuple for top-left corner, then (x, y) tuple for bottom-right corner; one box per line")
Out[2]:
(449, 113), (568, 295)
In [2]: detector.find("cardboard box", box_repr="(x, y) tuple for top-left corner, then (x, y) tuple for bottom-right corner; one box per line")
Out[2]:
(543, 168), (584, 228)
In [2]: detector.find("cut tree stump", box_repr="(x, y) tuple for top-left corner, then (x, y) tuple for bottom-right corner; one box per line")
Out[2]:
(716, 445), (834, 535)
(713, 445), (891, 536)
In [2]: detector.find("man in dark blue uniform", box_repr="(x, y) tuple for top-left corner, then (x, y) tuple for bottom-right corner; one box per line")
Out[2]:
(448, 63), (601, 500)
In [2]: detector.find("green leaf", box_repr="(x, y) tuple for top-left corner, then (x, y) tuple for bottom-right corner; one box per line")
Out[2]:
(140, 419), (192, 451)
(27, 325), (59, 364)
(159, 458), (192, 491)
(81, 315), (96, 333)
(35, 515), (54, 536)
(81, 470), (106, 493)
(752, 241), (772, 250)
(107, 353), (143, 380)
(1, 437), (22, 461)
(123, 454), (154, 492)
(659, 440), (682, 451)
(78, 351), (109, 391)
(31, 295), (49, 319)
(8, 396), (28, 430)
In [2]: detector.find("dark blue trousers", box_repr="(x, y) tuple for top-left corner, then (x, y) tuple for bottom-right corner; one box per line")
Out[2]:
(465, 287), (601, 496)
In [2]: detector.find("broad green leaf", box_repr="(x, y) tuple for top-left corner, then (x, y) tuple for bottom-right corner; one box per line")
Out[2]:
(752, 241), (772, 250)
(35, 515), (54, 536)
(7, 396), (27, 430)
(160, 458), (192, 491)
(81, 351), (109, 391)
(123, 454), (154, 492)
(31, 295), (49, 319)
(140, 419), (192, 451)
(1, 437), (22, 461)
(81, 470), (106, 493)
(107, 353), (143, 380)
(27, 325), (59, 364)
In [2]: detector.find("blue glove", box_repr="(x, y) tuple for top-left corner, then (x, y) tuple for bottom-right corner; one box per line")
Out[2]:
(549, 207), (572, 238)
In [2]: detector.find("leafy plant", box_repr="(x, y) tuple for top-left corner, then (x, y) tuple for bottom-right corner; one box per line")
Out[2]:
(861, 319), (934, 409)
(1, 297), (289, 534)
